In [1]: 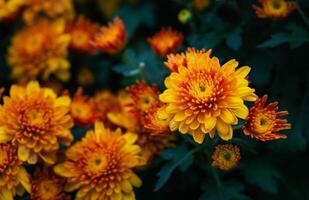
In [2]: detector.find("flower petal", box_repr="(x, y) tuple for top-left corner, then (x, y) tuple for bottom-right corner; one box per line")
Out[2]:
(216, 119), (233, 140)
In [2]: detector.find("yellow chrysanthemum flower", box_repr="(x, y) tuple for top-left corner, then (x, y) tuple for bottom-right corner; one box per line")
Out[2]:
(54, 122), (143, 200)
(0, 143), (31, 200)
(159, 48), (257, 144)
(31, 168), (70, 200)
(23, 0), (75, 24)
(0, 0), (25, 22)
(7, 19), (71, 82)
(253, 0), (296, 20)
(212, 144), (241, 170)
(243, 95), (291, 141)
(0, 81), (73, 164)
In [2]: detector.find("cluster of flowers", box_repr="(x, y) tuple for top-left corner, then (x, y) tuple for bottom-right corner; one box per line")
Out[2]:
(0, 0), (295, 199)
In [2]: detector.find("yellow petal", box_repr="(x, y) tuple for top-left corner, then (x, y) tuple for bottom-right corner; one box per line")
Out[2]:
(237, 87), (255, 98)
(54, 162), (76, 177)
(17, 167), (31, 193)
(129, 173), (142, 188)
(230, 104), (249, 119)
(0, 188), (13, 200)
(159, 91), (176, 102)
(192, 132), (205, 144)
(18, 145), (30, 162)
(204, 117), (216, 131)
(222, 59), (238, 74)
(123, 132), (138, 145)
(111, 193), (122, 200)
(169, 121), (179, 131)
(174, 112), (186, 122)
(64, 181), (81, 192)
(39, 152), (56, 165)
(26, 81), (40, 93)
(235, 66), (251, 78)
(55, 96), (71, 107)
(121, 180), (133, 193)
(220, 109), (238, 125)
(226, 97), (244, 108)
(216, 119), (233, 140)
(179, 122), (189, 133)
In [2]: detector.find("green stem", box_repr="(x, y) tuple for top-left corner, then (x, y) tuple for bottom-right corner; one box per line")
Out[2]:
(296, 0), (309, 28)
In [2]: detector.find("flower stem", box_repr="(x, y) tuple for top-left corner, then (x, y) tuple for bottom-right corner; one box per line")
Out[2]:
(296, 0), (309, 28)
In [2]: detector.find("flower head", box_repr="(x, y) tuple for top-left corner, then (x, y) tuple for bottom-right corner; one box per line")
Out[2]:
(243, 95), (291, 141)
(66, 16), (99, 54)
(253, 0), (296, 20)
(147, 27), (183, 57)
(159, 48), (257, 144)
(0, 143), (31, 199)
(212, 144), (240, 170)
(23, 0), (75, 24)
(92, 17), (127, 54)
(70, 88), (103, 127)
(194, 0), (211, 11)
(0, 81), (73, 164)
(0, 0), (25, 22)
(54, 122), (143, 200)
(31, 168), (70, 200)
(7, 19), (71, 82)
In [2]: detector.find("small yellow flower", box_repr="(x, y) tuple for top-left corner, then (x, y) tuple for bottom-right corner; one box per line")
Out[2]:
(212, 144), (241, 170)
(7, 19), (71, 82)
(159, 48), (257, 144)
(23, 0), (75, 24)
(92, 17), (127, 54)
(243, 95), (291, 141)
(0, 143), (31, 199)
(31, 168), (70, 200)
(253, 0), (296, 20)
(147, 27), (184, 57)
(54, 122), (143, 200)
(0, 81), (73, 164)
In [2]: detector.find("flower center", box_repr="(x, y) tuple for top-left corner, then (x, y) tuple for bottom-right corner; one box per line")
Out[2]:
(39, 180), (59, 199)
(253, 113), (275, 135)
(87, 153), (108, 174)
(72, 31), (89, 47)
(223, 151), (232, 161)
(28, 110), (44, 126)
(25, 33), (44, 54)
(272, 1), (281, 9)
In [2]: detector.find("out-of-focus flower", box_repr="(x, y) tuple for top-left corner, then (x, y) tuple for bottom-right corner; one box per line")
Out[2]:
(23, 0), (75, 24)
(0, 143), (31, 199)
(0, 81), (73, 164)
(243, 95), (291, 141)
(253, 0), (296, 20)
(76, 67), (95, 87)
(7, 19), (71, 82)
(148, 27), (183, 57)
(92, 17), (127, 54)
(41, 79), (64, 96)
(212, 144), (241, 170)
(159, 48), (257, 144)
(54, 122), (143, 200)
(31, 168), (70, 200)
(0, 0), (25, 22)
(178, 9), (192, 24)
(194, 0), (211, 11)
(66, 16), (98, 54)
(70, 88), (103, 127)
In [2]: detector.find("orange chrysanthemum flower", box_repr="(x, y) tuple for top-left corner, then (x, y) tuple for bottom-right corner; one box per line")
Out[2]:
(0, 81), (73, 164)
(70, 88), (103, 127)
(54, 122), (143, 200)
(66, 16), (99, 54)
(92, 17), (127, 54)
(212, 144), (241, 170)
(23, 0), (75, 24)
(253, 0), (296, 20)
(31, 168), (70, 200)
(243, 95), (291, 141)
(194, 0), (211, 11)
(159, 48), (257, 144)
(0, 0), (25, 22)
(0, 143), (31, 199)
(147, 27), (183, 57)
(108, 88), (175, 164)
(94, 90), (121, 122)
(7, 19), (71, 82)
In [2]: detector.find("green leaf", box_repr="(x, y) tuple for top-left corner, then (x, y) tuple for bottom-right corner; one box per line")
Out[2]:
(257, 23), (309, 49)
(154, 144), (204, 191)
(241, 160), (281, 193)
(226, 28), (242, 51)
(200, 180), (250, 200)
